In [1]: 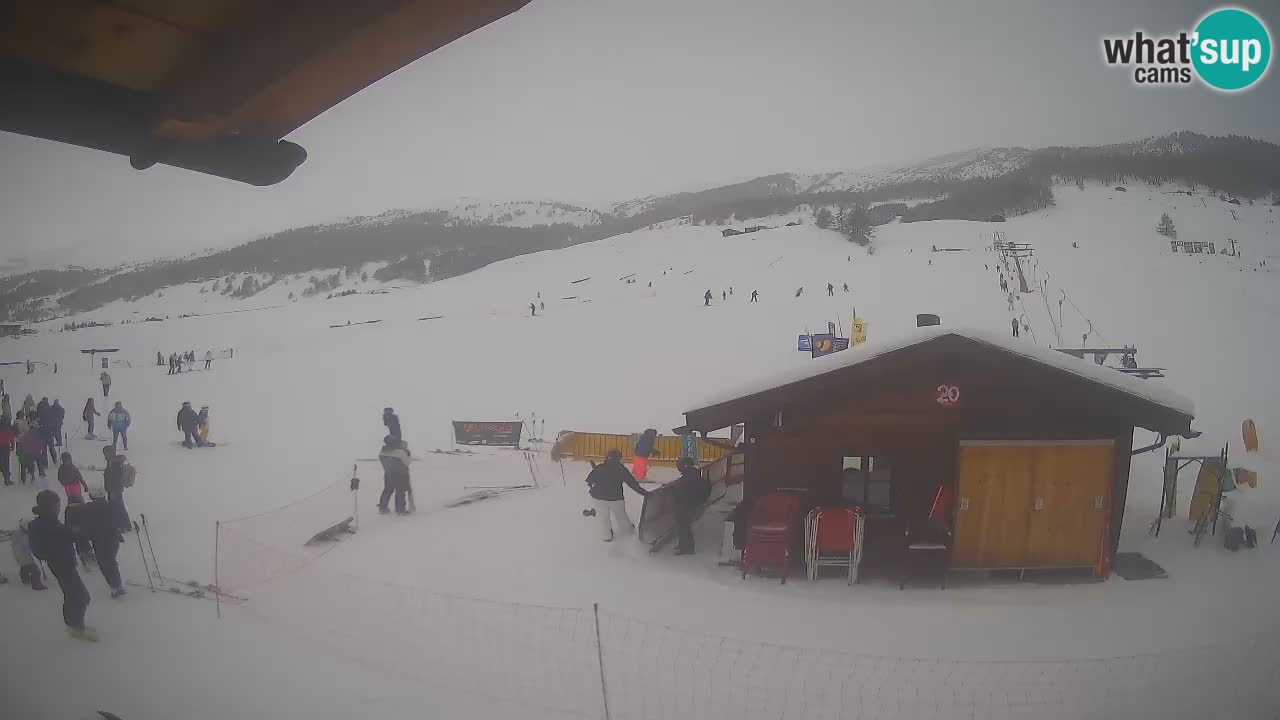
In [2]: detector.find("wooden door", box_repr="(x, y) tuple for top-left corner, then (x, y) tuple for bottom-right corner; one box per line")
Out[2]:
(952, 445), (1034, 569)
(1026, 443), (1113, 567)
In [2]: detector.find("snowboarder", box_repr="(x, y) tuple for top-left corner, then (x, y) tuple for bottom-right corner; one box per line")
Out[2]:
(58, 453), (88, 505)
(795, 287), (803, 298)
(102, 447), (134, 532)
(584, 449), (648, 541)
(1012, 317), (1020, 338)
(0, 416), (13, 486)
(85, 488), (125, 597)
(670, 456), (711, 555)
(107, 401), (130, 450)
(827, 283), (834, 296)
(632, 429), (659, 481)
(83, 398), (100, 439)
(377, 435), (412, 515)
(177, 402), (200, 448)
(843, 283), (849, 293)
(750, 290), (759, 303)
(530, 303), (537, 317)
(99, 370), (111, 397)
(11, 518), (46, 591)
(204, 350), (213, 370)
(29, 490), (95, 641)
(196, 406), (211, 446)
(704, 290), (712, 306)
(383, 407), (401, 441)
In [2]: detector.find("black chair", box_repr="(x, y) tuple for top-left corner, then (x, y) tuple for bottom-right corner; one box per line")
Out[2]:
(898, 519), (951, 590)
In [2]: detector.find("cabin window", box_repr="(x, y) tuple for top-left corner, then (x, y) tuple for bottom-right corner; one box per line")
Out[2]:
(841, 456), (893, 513)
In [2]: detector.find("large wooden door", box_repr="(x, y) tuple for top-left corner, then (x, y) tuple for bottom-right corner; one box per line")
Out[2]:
(952, 442), (1113, 570)
(1026, 443), (1113, 567)
(952, 445), (1034, 569)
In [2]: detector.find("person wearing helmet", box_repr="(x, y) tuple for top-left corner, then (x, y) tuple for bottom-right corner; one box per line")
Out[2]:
(85, 486), (126, 597)
(383, 407), (401, 441)
(177, 401), (200, 448)
(670, 457), (711, 555)
(584, 449), (649, 541)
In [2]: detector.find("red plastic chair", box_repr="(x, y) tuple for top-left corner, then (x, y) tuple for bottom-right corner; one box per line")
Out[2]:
(742, 493), (801, 583)
(805, 507), (865, 584)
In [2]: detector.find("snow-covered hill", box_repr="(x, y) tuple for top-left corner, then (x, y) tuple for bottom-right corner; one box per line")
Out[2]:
(2, 179), (1279, 719)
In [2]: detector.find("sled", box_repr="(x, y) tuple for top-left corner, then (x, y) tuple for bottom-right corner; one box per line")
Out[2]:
(305, 517), (355, 546)
(1243, 418), (1259, 452)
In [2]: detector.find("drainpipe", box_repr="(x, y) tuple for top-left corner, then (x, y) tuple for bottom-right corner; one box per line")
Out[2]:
(1133, 430), (1201, 456)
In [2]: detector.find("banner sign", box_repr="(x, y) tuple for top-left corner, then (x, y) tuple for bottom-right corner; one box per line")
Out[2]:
(681, 433), (697, 461)
(851, 318), (867, 346)
(797, 334), (812, 351)
(452, 421), (523, 447)
(810, 333), (838, 358)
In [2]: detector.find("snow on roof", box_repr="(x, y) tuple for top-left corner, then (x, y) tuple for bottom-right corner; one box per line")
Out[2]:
(689, 325), (1196, 419)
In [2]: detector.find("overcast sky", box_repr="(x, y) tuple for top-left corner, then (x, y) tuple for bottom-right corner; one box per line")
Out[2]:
(2, 0), (1277, 271)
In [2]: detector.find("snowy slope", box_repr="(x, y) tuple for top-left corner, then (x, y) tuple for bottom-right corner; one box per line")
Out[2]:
(0, 181), (1277, 718)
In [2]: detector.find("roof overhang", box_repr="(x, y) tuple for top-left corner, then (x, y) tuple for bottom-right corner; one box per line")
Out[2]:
(1, 0), (532, 185)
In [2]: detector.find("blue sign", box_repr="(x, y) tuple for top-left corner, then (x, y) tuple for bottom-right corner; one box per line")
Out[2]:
(797, 334), (812, 351)
(680, 433), (697, 461)
(810, 333), (838, 358)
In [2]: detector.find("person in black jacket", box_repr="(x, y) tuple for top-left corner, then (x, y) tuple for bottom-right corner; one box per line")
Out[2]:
(383, 407), (401, 441)
(177, 401), (200, 447)
(585, 449), (648, 541)
(85, 488), (126, 597)
(669, 456), (711, 555)
(28, 490), (95, 641)
(632, 429), (659, 481)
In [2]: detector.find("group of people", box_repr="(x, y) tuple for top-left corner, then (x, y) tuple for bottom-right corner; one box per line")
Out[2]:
(161, 350), (214, 374)
(703, 287), (764, 306)
(0, 395), (67, 485)
(584, 428), (711, 554)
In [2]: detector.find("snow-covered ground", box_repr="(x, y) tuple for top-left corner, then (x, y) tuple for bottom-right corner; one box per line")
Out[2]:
(1, 182), (1278, 719)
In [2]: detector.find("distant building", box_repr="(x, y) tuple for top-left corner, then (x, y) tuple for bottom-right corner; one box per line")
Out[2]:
(721, 228), (743, 237)
(744, 225), (768, 233)
(0, 324), (21, 337)
(785, 220), (801, 227)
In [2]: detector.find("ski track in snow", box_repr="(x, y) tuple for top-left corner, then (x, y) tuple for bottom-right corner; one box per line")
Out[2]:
(1, 183), (1278, 719)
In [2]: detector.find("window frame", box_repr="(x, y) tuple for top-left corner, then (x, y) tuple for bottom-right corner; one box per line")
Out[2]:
(840, 454), (895, 515)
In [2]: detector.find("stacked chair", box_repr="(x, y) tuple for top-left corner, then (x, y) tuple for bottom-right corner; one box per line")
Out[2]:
(804, 506), (866, 584)
(741, 493), (801, 583)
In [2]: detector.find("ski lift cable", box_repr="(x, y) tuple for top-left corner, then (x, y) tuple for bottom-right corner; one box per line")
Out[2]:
(1063, 293), (1111, 347)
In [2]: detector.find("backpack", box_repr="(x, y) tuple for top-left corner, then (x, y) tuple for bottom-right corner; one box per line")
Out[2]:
(121, 463), (137, 488)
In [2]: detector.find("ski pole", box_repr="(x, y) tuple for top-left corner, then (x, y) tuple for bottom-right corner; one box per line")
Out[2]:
(140, 514), (163, 585)
(133, 521), (155, 591)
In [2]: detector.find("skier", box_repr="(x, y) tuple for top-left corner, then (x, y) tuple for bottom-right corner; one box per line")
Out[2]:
(377, 435), (412, 515)
(21, 394), (35, 417)
(85, 488), (126, 597)
(83, 398), (100, 439)
(50, 399), (65, 450)
(530, 303), (537, 317)
(704, 290), (712, 306)
(19, 422), (47, 479)
(102, 447), (134, 532)
(26, 359), (33, 374)
(795, 287), (803, 298)
(99, 370), (111, 397)
(107, 401), (130, 450)
(721, 290), (726, 301)
(827, 283), (834, 296)
(540, 301), (545, 311)
(670, 456), (711, 555)
(168, 353), (177, 374)
(1, 392), (10, 422)
(177, 402), (200, 448)
(632, 429), (659, 481)
(204, 350), (213, 370)
(58, 452), (88, 505)
(648, 282), (652, 288)
(12, 518), (46, 591)
(1012, 317), (1020, 338)
(156, 351), (164, 366)
(584, 449), (648, 541)
(196, 406), (211, 446)
(0, 416), (13, 486)
(29, 490), (95, 641)
(750, 290), (759, 303)
(383, 407), (401, 440)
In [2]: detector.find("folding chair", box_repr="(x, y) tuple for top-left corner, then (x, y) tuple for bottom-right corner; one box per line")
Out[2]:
(804, 507), (866, 584)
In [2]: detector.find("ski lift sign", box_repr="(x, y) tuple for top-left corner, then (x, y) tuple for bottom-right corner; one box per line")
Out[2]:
(453, 421), (523, 446)
(935, 384), (961, 407)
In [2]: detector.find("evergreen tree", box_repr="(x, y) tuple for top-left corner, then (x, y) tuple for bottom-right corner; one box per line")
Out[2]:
(1157, 213), (1177, 239)
(815, 207), (834, 229)
(839, 204), (874, 246)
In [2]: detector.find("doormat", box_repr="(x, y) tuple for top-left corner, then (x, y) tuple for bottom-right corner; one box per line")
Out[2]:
(1113, 552), (1168, 580)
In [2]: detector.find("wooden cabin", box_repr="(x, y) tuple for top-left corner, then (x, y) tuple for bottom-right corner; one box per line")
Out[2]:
(676, 327), (1194, 578)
